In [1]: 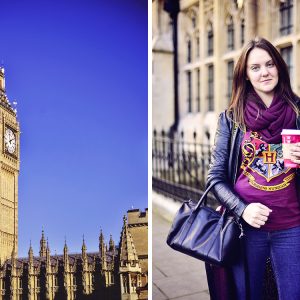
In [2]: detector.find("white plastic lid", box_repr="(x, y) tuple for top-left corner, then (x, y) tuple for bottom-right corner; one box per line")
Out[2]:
(281, 129), (300, 135)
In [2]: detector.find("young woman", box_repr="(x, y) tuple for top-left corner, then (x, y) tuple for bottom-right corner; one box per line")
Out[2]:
(207, 37), (300, 299)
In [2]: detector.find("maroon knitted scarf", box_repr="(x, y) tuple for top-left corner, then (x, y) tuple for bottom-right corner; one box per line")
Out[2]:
(244, 90), (296, 144)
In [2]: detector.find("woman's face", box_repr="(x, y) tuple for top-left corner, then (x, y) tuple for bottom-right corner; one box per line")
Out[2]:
(246, 47), (279, 97)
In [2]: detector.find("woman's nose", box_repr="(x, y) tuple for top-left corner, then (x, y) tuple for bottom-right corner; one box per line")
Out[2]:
(261, 66), (269, 77)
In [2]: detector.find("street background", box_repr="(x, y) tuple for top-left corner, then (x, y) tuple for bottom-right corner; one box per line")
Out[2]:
(153, 191), (209, 300)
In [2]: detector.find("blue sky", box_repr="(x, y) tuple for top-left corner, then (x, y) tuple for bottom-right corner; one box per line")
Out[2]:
(0, 0), (148, 257)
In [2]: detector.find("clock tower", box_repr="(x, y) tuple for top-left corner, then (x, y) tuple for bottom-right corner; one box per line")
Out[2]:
(0, 67), (20, 264)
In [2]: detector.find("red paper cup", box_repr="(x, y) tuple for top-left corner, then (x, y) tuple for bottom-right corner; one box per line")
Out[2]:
(281, 129), (300, 168)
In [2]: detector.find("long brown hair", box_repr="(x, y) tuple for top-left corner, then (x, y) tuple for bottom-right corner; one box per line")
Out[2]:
(227, 37), (298, 129)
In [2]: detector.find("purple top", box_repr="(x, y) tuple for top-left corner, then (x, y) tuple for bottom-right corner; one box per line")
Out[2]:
(234, 131), (300, 231)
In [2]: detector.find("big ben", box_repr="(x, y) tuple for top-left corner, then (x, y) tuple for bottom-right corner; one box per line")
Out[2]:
(0, 67), (20, 264)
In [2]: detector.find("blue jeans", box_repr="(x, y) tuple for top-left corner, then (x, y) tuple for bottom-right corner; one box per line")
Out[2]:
(244, 225), (300, 300)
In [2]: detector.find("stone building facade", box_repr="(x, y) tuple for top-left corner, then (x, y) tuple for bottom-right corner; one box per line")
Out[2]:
(0, 68), (148, 300)
(0, 209), (148, 300)
(152, 0), (300, 143)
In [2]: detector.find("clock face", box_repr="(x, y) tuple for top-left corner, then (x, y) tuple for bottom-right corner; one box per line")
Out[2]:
(4, 128), (16, 154)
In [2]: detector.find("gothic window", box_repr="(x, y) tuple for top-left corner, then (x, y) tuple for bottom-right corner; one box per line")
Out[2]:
(207, 23), (214, 56)
(280, 0), (293, 35)
(54, 276), (58, 287)
(19, 278), (22, 288)
(187, 39), (192, 63)
(187, 71), (192, 113)
(37, 277), (40, 287)
(73, 276), (76, 286)
(227, 60), (234, 103)
(207, 65), (214, 111)
(196, 69), (200, 112)
(227, 17), (234, 50)
(240, 18), (245, 45)
(280, 46), (293, 78)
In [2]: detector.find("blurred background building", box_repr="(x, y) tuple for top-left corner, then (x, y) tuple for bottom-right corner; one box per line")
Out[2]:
(153, 0), (300, 144)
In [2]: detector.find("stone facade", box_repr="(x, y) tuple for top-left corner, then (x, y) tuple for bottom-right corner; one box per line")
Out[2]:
(0, 209), (148, 300)
(0, 68), (148, 300)
(152, 0), (300, 143)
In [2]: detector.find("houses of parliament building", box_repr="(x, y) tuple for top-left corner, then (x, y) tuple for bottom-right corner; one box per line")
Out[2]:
(0, 67), (148, 300)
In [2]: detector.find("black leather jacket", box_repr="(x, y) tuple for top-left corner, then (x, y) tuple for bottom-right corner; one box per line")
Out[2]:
(207, 110), (300, 220)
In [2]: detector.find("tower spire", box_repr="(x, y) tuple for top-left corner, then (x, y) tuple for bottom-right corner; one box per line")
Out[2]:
(28, 240), (33, 262)
(109, 234), (115, 252)
(39, 230), (47, 258)
(0, 66), (5, 93)
(99, 229), (107, 270)
(119, 215), (139, 262)
(82, 235), (87, 257)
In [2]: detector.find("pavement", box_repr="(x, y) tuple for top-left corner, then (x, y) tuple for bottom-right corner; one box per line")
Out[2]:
(153, 191), (210, 300)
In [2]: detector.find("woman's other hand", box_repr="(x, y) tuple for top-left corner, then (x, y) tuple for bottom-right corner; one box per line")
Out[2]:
(242, 203), (272, 228)
(290, 143), (300, 164)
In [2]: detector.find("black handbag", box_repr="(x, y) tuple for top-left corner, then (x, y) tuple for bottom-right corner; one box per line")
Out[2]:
(166, 183), (244, 266)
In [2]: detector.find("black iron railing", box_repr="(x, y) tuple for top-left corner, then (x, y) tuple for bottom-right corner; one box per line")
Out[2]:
(152, 130), (216, 204)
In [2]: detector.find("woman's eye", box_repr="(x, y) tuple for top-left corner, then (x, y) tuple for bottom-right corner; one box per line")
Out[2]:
(267, 63), (274, 67)
(251, 66), (259, 71)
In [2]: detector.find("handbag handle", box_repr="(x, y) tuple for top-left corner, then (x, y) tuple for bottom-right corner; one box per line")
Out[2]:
(194, 181), (221, 211)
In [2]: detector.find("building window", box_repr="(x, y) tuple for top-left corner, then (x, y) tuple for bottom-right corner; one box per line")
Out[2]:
(281, 46), (293, 78)
(192, 15), (197, 28)
(280, 0), (293, 35)
(227, 60), (234, 103)
(227, 17), (234, 50)
(207, 24), (214, 56)
(207, 65), (214, 111)
(196, 35), (200, 58)
(196, 69), (200, 112)
(241, 18), (245, 45)
(187, 71), (192, 113)
(187, 39), (192, 63)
